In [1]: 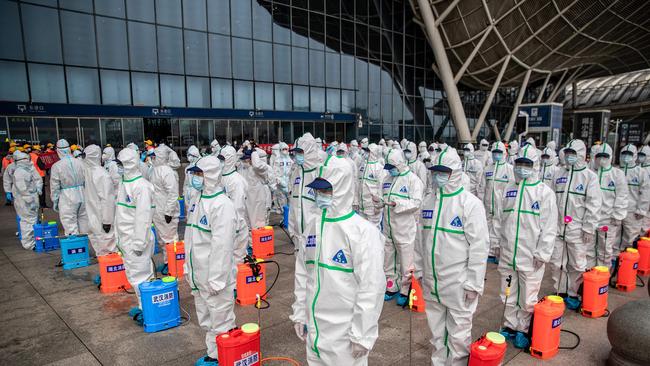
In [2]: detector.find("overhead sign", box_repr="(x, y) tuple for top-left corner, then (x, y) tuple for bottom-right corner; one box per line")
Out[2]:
(518, 103), (563, 131)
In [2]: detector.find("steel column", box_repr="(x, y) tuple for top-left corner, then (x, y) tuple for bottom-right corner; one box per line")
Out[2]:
(471, 55), (510, 140)
(503, 69), (532, 141)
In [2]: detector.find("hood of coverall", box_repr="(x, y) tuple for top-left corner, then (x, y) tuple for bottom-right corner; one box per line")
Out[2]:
(279, 142), (289, 156)
(621, 144), (638, 167)
(56, 139), (72, 158)
(360, 137), (369, 148)
(491, 141), (506, 154)
(117, 147), (141, 180)
(271, 143), (280, 157)
(220, 145), (238, 174)
(126, 142), (139, 152)
(526, 137), (537, 149)
(385, 148), (407, 172)
(400, 138), (408, 149)
(102, 146), (115, 163)
(13, 150), (31, 167)
(367, 143), (381, 162)
(195, 155), (223, 196)
(479, 139), (489, 151)
(547, 140), (557, 152)
(378, 139), (386, 147)
(418, 141), (427, 154)
(565, 139), (588, 169)
(337, 143), (348, 156)
(153, 145), (171, 167)
(187, 145), (200, 162)
(508, 140), (519, 157)
(405, 141), (418, 162)
(594, 143), (613, 168)
(83, 144), (102, 168)
(542, 146), (557, 166)
(517, 144), (540, 181)
(639, 145), (650, 164)
(463, 143), (475, 160)
(318, 155), (355, 218)
(294, 133), (320, 170)
(432, 147), (463, 194)
(256, 148), (268, 160)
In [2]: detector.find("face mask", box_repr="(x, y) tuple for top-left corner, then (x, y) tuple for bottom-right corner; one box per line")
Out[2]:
(597, 157), (609, 168)
(433, 173), (450, 187)
(565, 154), (578, 165)
(117, 165), (125, 176)
(541, 158), (550, 166)
(480, 144), (489, 151)
(188, 155), (199, 164)
(514, 166), (533, 180)
(191, 175), (204, 190)
(102, 154), (109, 163)
(315, 192), (333, 209)
(295, 154), (305, 165)
(492, 152), (503, 162)
(638, 154), (646, 163)
(404, 152), (413, 160)
(465, 152), (474, 160)
(389, 168), (400, 177)
(621, 155), (633, 164)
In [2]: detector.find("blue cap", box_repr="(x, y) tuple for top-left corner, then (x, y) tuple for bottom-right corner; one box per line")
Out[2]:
(187, 165), (203, 173)
(384, 163), (396, 170)
(514, 157), (534, 165)
(429, 165), (452, 172)
(306, 177), (332, 190)
(240, 150), (252, 160)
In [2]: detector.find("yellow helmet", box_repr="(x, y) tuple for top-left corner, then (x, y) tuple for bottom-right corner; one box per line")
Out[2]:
(33, 144), (41, 151)
(46, 143), (54, 148)
(9, 142), (17, 147)
(71, 144), (78, 151)
(23, 144), (31, 149)
(17, 146), (25, 152)
(9, 147), (15, 153)
(144, 139), (153, 146)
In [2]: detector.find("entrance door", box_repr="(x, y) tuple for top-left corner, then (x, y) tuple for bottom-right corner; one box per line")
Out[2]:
(8, 116), (35, 143)
(143, 118), (172, 145)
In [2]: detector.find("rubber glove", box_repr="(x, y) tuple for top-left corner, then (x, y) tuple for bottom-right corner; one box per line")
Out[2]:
(582, 231), (594, 245)
(464, 290), (478, 307)
(103, 224), (111, 233)
(5, 192), (12, 202)
(351, 342), (369, 359)
(165, 215), (172, 224)
(294, 323), (307, 341)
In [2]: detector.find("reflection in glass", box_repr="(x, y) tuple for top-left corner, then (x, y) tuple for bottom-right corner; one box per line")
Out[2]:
(198, 120), (214, 146)
(8, 117), (33, 142)
(179, 119), (197, 147)
(309, 50), (325, 86)
(122, 118), (144, 145)
(234, 81), (254, 109)
(0, 61), (28, 102)
(29, 64), (66, 103)
(214, 120), (228, 144)
(160, 74), (186, 107)
(34, 118), (57, 144)
(80, 118), (101, 146)
(230, 120), (243, 145)
(252, 1), (272, 41)
(132, 72), (160, 106)
(58, 118), (80, 145)
(66, 67), (100, 105)
(280, 121), (292, 142)
(254, 41), (273, 82)
(211, 78), (233, 108)
(255, 82), (274, 110)
(187, 77), (210, 108)
(268, 121), (279, 143)
(22, 4), (62, 64)
(292, 47), (309, 85)
(100, 118), (123, 147)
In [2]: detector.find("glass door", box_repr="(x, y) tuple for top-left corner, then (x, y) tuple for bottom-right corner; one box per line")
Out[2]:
(100, 118), (123, 148)
(8, 116), (35, 143)
(57, 118), (80, 145)
(33, 118), (58, 145)
(214, 120), (228, 145)
(80, 118), (101, 146)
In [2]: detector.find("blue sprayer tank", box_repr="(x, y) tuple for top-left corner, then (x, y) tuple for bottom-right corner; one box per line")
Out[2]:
(60, 235), (90, 270)
(139, 276), (181, 333)
(34, 221), (59, 252)
(283, 205), (289, 229)
(16, 215), (21, 240)
(179, 196), (186, 221)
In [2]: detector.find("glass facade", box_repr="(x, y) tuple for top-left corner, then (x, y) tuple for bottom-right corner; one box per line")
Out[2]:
(0, 0), (515, 147)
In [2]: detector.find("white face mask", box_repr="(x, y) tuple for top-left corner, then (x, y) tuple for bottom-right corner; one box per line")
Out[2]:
(621, 155), (633, 164)
(565, 154), (578, 166)
(638, 154), (647, 163)
(514, 166), (533, 180)
(597, 157), (609, 168)
(315, 192), (333, 209)
(404, 152), (413, 160)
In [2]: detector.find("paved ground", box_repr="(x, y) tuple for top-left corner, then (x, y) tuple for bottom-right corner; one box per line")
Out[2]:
(0, 203), (647, 365)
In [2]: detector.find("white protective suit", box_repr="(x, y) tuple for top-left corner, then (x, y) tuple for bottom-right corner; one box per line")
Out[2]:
(349, 139), (361, 169)
(184, 156), (237, 361)
(463, 143), (485, 201)
(150, 145), (180, 263)
(115, 148), (155, 307)
(291, 155), (385, 365)
(359, 137), (369, 149)
(550, 139), (602, 297)
(102, 146), (120, 193)
(507, 140), (519, 165)
(620, 144), (650, 249)
(639, 145), (650, 232)
(406, 142), (428, 188)
(13, 151), (42, 250)
(381, 148), (424, 296)
(3, 160), (15, 200)
(272, 142), (293, 211)
(287, 133), (320, 245)
(183, 145), (201, 214)
(210, 139), (221, 156)
(417, 141), (428, 161)
(589, 143), (628, 267)
(497, 145), (558, 333)
(314, 137), (327, 162)
(474, 139), (491, 167)
(356, 144), (387, 226)
(484, 142), (515, 258)
(416, 147), (490, 366)
(82, 145), (117, 256)
(219, 146), (251, 261)
(240, 149), (272, 229)
(50, 139), (89, 236)
(540, 147), (561, 188)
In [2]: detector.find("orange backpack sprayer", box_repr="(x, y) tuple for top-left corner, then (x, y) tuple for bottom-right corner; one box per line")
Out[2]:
(252, 226), (274, 259)
(216, 323), (261, 366)
(581, 266), (609, 318)
(468, 332), (507, 366)
(530, 295), (565, 359)
(97, 253), (131, 293)
(165, 241), (185, 279)
(637, 237), (650, 276)
(236, 257), (267, 306)
(613, 248), (641, 292)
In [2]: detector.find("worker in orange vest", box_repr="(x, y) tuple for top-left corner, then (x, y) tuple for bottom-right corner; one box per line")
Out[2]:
(30, 145), (48, 208)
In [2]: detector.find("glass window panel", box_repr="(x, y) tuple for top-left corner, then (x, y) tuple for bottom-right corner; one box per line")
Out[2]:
(381, 94), (392, 123)
(123, 118), (144, 145)
(313, 122), (324, 140)
(324, 14), (340, 51)
(187, 77), (210, 108)
(29, 64), (66, 103)
(232, 38), (253, 80)
(255, 82), (273, 110)
(128, 22), (158, 72)
(326, 89), (340, 112)
(8, 116), (33, 142)
(303, 121), (314, 136)
(272, 5), (291, 44)
(274, 84), (292, 111)
(356, 91), (367, 116)
(309, 11), (324, 50)
(355, 59), (367, 91)
(291, 8), (308, 47)
(183, 0), (206, 30)
(309, 50), (324, 86)
(211, 78), (232, 108)
(273, 44), (291, 83)
(381, 69), (394, 95)
(100, 69), (131, 105)
(214, 120), (227, 143)
(234, 81), (254, 109)
(292, 47), (308, 85)
(231, 0), (251, 38)
(60, 0), (91, 11)
(101, 118), (123, 147)
(341, 90), (354, 113)
(369, 64), (380, 91)
(95, 0), (125, 17)
(156, 0), (181, 26)
(178, 119), (197, 147)
(326, 0), (339, 15)
(253, 41), (273, 81)
(0, 61), (28, 102)
(80, 118), (101, 146)
(132, 72), (159, 106)
(208, 34), (231, 77)
(184, 30), (209, 76)
(34, 117), (57, 145)
(341, 55), (354, 89)
(268, 121), (279, 143)
(243, 120), (255, 141)
(230, 120), (242, 145)
(22, 4), (62, 63)
(325, 122), (335, 142)
(198, 119), (214, 146)
(293, 85), (309, 111)
(257, 121), (269, 144)
(325, 53), (340, 88)
(292, 121), (303, 140)
(368, 93), (380, 122)
(207, 0), (230, 34)
(160, 74), (186, 107)
(252, 1), (271, 41)
(157, 26), (184, 74)
(58, 118), (80, 145)
(66, 67), (100, 104)
(310, 87), (325, 112)
(61, 11), (97, 67)
(0, 1), (24, 60)
(96, 17), (129, 69)
(126, 0), (154, 22)
(23, 0), (57, 6)
(280, 121), (292, 142)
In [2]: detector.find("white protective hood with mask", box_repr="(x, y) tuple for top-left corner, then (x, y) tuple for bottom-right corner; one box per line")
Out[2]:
(287, 133), (321, 243)
(356, 143), (387, 224)
(82, 145), (117, 255)
(12, 151), (43, 250)
(150, 145), (180, 249)
(50, 138), (88, 235)
(219, 145), (251, 260)
(463, 143), (485, 201)
(102, 146), (120, 192)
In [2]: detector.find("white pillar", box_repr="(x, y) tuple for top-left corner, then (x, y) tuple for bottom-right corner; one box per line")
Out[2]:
(503, 69), (532, 141)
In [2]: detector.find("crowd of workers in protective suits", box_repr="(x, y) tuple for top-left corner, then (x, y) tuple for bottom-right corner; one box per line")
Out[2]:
(2, 133), (650, 366)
